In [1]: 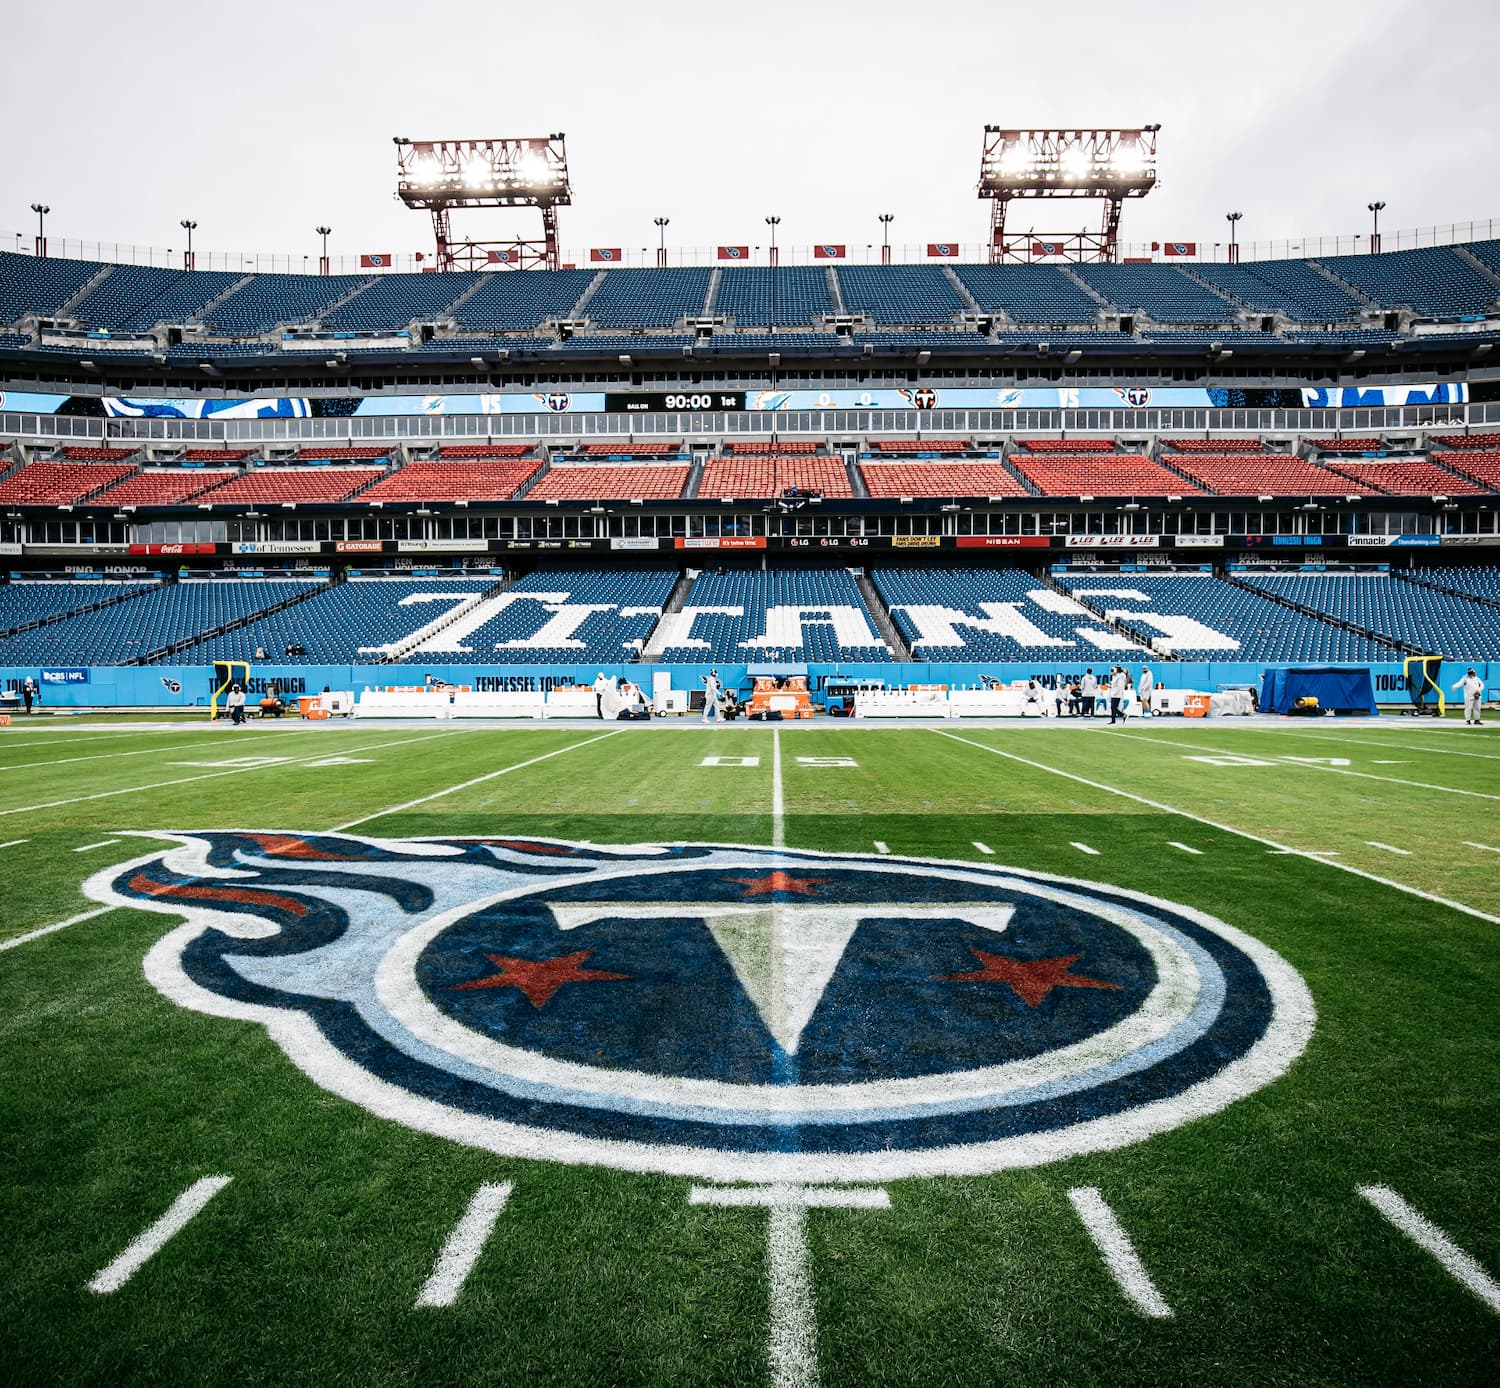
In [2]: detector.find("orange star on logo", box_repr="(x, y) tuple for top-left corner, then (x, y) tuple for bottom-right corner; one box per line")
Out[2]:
(724, 871), (832, 897)
(452, 950), (630, 1008)
(941, 949), (1121, 1008)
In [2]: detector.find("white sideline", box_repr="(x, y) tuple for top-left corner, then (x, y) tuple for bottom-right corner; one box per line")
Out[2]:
(1067, 1187), (1173, 1317)
(0, 905), (113, 954)
(1358, 1184), (1500, 1314)
(416, 1181), (513, 1308)
(0, 727), (318, 773)
(330, 729), (622, 830)
(932, 730), (1500, 926)
(87, 1175), (232, 1294)
(0, 728), (468, 819)
(1233, 727), (1500, 763)
(768, 1204), (819, 1388)
(1119, 729), (1500, 804)
(772, 727), (785, 850)
(689, 1184), (890, 1209)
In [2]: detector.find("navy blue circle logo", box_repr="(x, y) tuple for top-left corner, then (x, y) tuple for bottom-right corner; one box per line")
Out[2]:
(92, 834), (1313, 1181)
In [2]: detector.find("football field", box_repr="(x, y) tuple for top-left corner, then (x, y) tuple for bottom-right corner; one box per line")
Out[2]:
(2, 715), (1497, 1386)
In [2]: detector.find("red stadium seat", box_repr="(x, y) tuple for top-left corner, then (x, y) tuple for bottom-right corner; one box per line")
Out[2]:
(1308, 437), (1385, 453)
(1327, 460), (1488, 496)
(437, 443), (535, 459)
(90, 469), (238, 506)
(869, 439), (973, 455)
(1009, 453), (1201, 497)
(1016, 438), (1116, 453)
(526, 465), (690, 500)
(578, 442), (681, 457)
(1429, 432), (1500, 451)
(0, 461), (137, 504)
(699, 458), (853, 498)
(360, 460), (541, 503)
(725, 440), (820, 455)
(860, 462), (1026, 497)
(1164, 454), (1373, 496)
(59, 446), (136, 462)
(194, 468), (385, 504)
(1161, 438), (1268, 453)
(1436, 451), (1500, 489)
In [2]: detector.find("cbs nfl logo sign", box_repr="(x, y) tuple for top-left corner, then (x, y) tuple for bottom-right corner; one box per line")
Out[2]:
(90, 834), (1313, 1181)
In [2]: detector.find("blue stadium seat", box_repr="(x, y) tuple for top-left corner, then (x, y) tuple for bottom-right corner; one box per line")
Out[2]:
(586, 269), (711, 329)
(0, 253), (105, 327)
(716, 268), (835, 327)
(1315, 247), (1499, 319)
(203, 274), (371, 335)
(836, 267), (966, 325)
(950, 265), (1100, 324)
(1071, 265), (1238, 323)
(454, 270), (596, 331)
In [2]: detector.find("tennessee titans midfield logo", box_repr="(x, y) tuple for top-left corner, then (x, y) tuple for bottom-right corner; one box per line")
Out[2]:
(88, 834), (1313, 1181)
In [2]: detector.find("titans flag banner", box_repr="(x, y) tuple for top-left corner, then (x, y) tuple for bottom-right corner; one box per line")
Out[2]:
(927, 243), (957, 257)
(90, 832), (1314, 1182)
(1162, 242), (1197, 256)
(813, 245), (846, 259)
(590, 248), (622, 263)
(1031, 241), (1064, 257)
(717, 246), (749, 260)
(359, 253), (392, 269)
(488, 249), (517, 264)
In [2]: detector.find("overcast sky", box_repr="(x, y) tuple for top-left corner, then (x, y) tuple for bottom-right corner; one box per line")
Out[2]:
(7, 0), (1499, 265)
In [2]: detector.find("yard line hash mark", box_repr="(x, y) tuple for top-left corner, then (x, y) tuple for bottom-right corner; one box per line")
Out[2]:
(1067, 1187), (1173, 1318)
(87, 1176), (232, 1294)
(0, 839), (28, 849)
(1168, 842), (1203, 855)
(873, 841), (890, 855)
(1365, 841), (1413, 856)
(73, 839), (122, 852)
(0, 906), (114, 954)
(1358, 1185), (1500, 1315)
(1070, 842), (1100, 856)
(416, 1182), (513, 1309)
(1463, 841), (1500, 853)
(972, 841), (995, 855)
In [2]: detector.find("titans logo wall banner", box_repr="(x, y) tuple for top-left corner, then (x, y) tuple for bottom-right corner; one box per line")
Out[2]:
(86, 833), (1315, 1182)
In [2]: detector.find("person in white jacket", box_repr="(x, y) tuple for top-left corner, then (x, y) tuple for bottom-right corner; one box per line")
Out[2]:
(1108, 667), (1127, 725)
(1080, 669), (1098, 719)
(1452, 668), (1484, 726)
(1139, 666), (1155, 716)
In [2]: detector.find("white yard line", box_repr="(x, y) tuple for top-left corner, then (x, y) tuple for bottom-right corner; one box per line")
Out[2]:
(1167, 842), (1203, 855)
(0, 728), (466, 820)
(972, 841), (995, 855)
(87, 1175), (232, 1294)
(932, 730), (1500, 926)
(0, 728), (317, 773)
(1118, 730), (1500, 803)
(1070, 842), (1100, 856)
(1234, 729), (1500, 763)
(1067, 1187), (1173, 1318)
(415, 1182), (513, 1309)
(330, 730), (622, 831)
(873, 841), (890, 855)
(0, 905), (114, 954)
(0, 838), (28, 849)
(689, 1185), (890, 1209)
(1365, 841), (1413, 856)
(768, 1204), (819, 1388)
(1464, 841), (1500, 853)
(772, 727), (785, 850)
(73, 839), (122, 852)
(1358, 1185), (1500, 1315)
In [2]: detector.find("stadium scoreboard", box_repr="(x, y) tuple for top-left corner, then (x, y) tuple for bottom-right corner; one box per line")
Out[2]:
(605, 392), (746, 413)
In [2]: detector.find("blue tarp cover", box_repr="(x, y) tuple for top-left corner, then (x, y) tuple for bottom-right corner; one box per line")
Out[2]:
(1260, 666), (1378, 715)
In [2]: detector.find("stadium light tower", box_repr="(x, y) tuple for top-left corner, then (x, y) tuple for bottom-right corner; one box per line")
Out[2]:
(765, 215), (781, 331)
(30, 203), (50, 257)
(879, 213), (894, 266)
(1226, 210), (1243, 265)
(654, 216), (670, 270)
(315, 226), (332, 276)
(394, 134), (571, 272)
(977, 126), (1160, 263)
(180, 219), (198, 271)
(1368, 200), (1386, 254)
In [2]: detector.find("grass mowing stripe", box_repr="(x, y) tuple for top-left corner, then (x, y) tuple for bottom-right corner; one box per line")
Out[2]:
(1067, 1187), (1173, 1318)
(0, 727), (328, 773)
(415, 1182), (513, 1309)
(0, 905), (114, 954)
(1357, 1185), (1500, 1315)
(932, 729), (1500, 926)
(0, 727), (471, 818)
(86, 1175), (233, 1295)
(1116, 729), (1500, 803)
(329, 729), (623, 831)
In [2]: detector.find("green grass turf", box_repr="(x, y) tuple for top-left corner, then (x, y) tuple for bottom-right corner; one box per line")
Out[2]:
(1, 718), (1497, 1385)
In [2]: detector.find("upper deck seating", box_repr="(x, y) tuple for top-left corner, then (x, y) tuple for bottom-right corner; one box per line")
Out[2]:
(359, 460), (540, 503)
(526, 466), (689, 500)
(859, 463), (1026, 497)
(0, 461), (136, 504)
(1009, 453), (1202, 497)
(195, 468), (383, 505)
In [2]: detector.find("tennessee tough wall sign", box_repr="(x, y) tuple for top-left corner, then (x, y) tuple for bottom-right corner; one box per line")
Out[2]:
(87, 834), (1314, 1182)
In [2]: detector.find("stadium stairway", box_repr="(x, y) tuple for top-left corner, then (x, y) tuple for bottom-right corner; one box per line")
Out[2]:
(826, 267), (847, 316)
(52, 263), (114, 321)
(702, 267), (723, 317)
(846, 456), (868, 498)
(683, 454), (706, 500)
(435, 275), (490, 326)
(1039, 571), (1180, 658)
(1396, 568), (1500, 613)
(639, 572), (697, 661)
(132, 579), (332, 665)
(362, 575), (515, 663)
(570, 272), (607, 320)
(1220, 569), (1415, 654)
(1156, 452), (1219, 494)
(855, 572), (912, 660)
(1305, 259), (1381, 311)
(1000, 452), (1042, 496)
(189, 274), (255, 325)
(512, 458), (550, 499)
(1059, 266), (1113, 313)
(0, 579), (158, 640)
(1456, 244), (1500, 293)
(941, 266), (983, 314)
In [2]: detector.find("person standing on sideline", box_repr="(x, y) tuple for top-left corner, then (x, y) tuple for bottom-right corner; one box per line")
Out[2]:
(592, 671), (609, 718)
(701, 668), (722, 724)
(1081, 668), (1097, 719)
(1139, 666), (1155, 716)
(1452, 667), (1484, 725)
(228, 682), (246, 726)
(22, 676), (35, 715)
(1108, 666), (1127, 724)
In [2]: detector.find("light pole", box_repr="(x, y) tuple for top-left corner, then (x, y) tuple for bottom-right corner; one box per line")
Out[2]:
(180, 219), (198, 271)
(1367, 201), (1386, 254)
(30, 203), (50, 257)
(1226, 210), (1242, 264)
(654, 216), (669, 269)
(315, 225), (332, 276)
(879, 212), (894, 266)
(765, 215), (781, 330)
